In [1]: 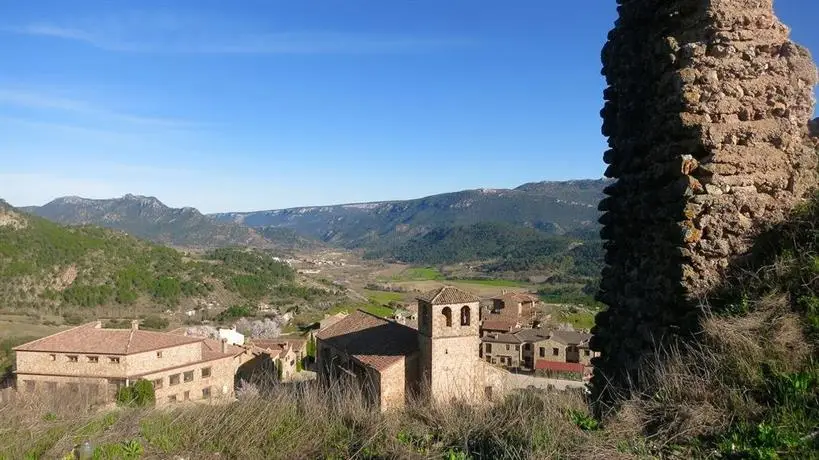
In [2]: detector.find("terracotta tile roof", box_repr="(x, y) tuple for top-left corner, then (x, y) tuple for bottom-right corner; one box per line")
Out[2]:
(250, 338), (306, 352)
(550, 331), (592, 346)
(201, 339), (244, 360)
(481, 319), (518, 332)
(320, 312), (349, 331)
(491, 292), (539, 303)
(317, 310), (418, 371)
(417, 286), (480, 305)
(481, 333), (522, 344)
(513, 327), (551, 343)
(534, 360), (586, 373)
(13, 322), (203, 355)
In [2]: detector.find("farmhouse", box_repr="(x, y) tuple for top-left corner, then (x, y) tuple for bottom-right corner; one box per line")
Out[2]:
(13, 320), (244, 406)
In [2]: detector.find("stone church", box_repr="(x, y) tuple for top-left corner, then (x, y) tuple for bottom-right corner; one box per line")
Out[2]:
(316, 286), (506, 409)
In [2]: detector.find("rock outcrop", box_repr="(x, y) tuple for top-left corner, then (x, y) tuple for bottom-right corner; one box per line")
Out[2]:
(591, 0), (818, 406)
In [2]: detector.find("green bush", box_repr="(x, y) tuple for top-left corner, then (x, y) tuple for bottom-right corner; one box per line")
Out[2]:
(116, 379), (156, 407)
(141, 315), (169, 331)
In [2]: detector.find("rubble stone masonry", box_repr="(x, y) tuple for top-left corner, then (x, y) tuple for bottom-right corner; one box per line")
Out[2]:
(591, 0), (817, 404)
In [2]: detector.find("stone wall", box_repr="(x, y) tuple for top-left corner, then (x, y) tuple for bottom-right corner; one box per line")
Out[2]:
(592, 0), (817, 405)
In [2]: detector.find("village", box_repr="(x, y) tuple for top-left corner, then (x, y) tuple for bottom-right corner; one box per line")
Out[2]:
(9, 286), (597, 410)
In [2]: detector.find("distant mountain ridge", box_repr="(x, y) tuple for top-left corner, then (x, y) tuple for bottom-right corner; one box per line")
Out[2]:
(211, 179), (609, 248)
(22, 194), (273, 249)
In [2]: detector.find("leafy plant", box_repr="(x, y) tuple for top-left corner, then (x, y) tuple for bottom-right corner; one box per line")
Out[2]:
(568, 409), (600, 431)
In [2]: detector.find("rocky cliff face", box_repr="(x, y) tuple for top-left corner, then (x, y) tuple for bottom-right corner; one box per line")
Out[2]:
(591, 0), (818, 404)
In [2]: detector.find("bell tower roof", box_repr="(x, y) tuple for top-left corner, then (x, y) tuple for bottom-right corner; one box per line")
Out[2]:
(416, 286), (480, 305)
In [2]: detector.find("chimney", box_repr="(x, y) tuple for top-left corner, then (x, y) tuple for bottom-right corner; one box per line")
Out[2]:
(131, 320), (139, 331)
(221, 338), (228, 354)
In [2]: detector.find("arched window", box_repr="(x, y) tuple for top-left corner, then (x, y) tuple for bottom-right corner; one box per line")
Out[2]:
(442, 307), (452, 327)
(460, 306), (471, 326)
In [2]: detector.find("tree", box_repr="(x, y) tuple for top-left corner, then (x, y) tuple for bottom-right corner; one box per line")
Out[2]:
(306, 334), (316, 359)
(276, 359), (283, 381)
(116, 379), (156, 407)
(141, 315), (169, 330)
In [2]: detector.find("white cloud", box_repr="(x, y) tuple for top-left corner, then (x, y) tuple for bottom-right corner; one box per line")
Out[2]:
(0, 88), (201, 129)
(4, 17), (469, 55)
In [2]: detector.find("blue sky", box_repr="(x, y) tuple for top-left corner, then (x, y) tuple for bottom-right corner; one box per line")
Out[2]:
(1, 1), (817, 213)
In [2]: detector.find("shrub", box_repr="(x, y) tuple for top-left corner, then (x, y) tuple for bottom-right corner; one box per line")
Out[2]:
(116, 379), (155, 407)
(141, 315), (169, 331)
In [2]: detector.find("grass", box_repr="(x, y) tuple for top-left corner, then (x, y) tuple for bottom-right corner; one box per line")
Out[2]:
(362, 289), (404, 305)
(391, 267), (444, 281)
(558, 310), (596, 330)
(453, 278), (530, 287)
(2, 381), (619, 460)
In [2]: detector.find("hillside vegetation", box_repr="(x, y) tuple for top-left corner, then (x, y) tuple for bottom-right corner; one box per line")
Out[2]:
(369, 221), (603, 280)
(22, 194), (277, 250)
(211, 179), (606, 248)
(0, 201), (331, 312)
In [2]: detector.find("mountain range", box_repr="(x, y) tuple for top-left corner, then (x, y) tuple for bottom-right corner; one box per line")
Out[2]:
(211, 179), (609, 248)
(18, 179), (608, 252)
(22, 194), (274, 250)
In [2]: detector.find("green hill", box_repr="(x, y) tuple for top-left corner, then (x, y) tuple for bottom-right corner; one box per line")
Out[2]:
(370, 221), (603, 279)
(0, 200), (332, 312)
(210, 179), (607, 248)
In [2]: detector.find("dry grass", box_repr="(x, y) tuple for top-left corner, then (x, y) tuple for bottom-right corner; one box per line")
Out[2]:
(0, 379), (632, 460)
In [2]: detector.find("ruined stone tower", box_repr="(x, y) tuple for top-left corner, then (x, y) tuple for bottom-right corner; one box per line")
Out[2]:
(592, 0), (817, 404)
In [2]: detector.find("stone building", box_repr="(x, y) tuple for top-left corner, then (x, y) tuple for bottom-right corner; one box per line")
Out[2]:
(480, 292), (541, 337)
(316, 286), (509, 410)
(14, 321), (244, 406)
(480, 333), (523, 369)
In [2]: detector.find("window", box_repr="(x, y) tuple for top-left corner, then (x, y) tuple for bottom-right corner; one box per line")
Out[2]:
(506, 344), (510, 351)
(460, 306), (471, 326)
(491, 358), (496, 364)
(485, 356), (491, 363)
(153, 378), (163, 389)
(442, 307), (452, 327)
(485, 343), (492, 353)
(184, 391), (190, 401)
(24, 380), (35, 392)
(524, 344), (531, 351)
(202, 387), (211, 399)
(201, 367), (211, 378)
(584, 350), (591, 357)
(67, 355), (78, 363)
(156, 351), (163, 358)
(515, 345), (520, 351)
(484, 386), (493, 400)
(48, 354), (56, 361)
(168, 395), (177, 403)
(539, 347), (545, 358)
(552, 348), (559, 356)
(170, 374), (180, 385)
(183, 371), (194, 382)
(68, 383), (79, 393)
(109, 357), (120, 364)
(87, 356), (99, 363)
(46, 381), (57, 391)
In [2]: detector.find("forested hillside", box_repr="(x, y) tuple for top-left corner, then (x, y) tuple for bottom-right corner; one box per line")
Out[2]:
(0, 200), (332, 312)
(371, 221), (604, 279)
(211, 179), (606, 248)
